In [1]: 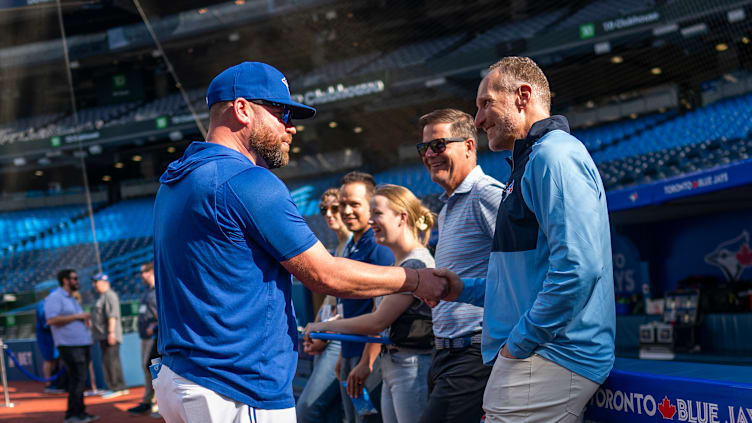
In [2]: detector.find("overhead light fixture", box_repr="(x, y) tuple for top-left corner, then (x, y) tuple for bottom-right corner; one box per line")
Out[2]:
(743, 36), (750, 44)
(234, 0), (244, 4)
(610, 56), (623, 64)
(34, 170), (43, 176)
(651, 67), (662, 75)
(198, 8), (208, 14)
(102, 175), (112, 182)
(13, 157), (26, 166)
(295, 125), (305, 132)
(353, 126), (363, 134)
(114, 162), (124, 169)
(328, 121), (338, 128)
(228, 32), (240, 42)
(132, 155), (143, 162)
(167, 146), (176, 153)
(716, 43), (729, 52)
(292, 146), (301, 153)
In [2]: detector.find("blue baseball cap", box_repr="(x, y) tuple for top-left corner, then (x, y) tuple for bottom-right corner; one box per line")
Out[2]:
(92, 273), (109, 282)
(206, 62), (316, 119)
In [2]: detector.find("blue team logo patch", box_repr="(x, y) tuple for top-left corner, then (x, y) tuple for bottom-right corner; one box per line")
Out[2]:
(503, 180), (514, 202)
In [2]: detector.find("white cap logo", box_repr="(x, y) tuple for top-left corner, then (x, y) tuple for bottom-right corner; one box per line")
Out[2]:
(281, 77), (289, 91)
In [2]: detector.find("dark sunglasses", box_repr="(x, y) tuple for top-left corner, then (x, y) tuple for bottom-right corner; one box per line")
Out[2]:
(416, 137), (465, 156)
(250, 99), (293, 124)
(320, 204), (339, 215)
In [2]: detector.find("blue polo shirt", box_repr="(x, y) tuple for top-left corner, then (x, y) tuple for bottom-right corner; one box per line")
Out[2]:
(43, 287), (93, 347)
(153, 142), (318, 409)
(339, 228), (394, 358)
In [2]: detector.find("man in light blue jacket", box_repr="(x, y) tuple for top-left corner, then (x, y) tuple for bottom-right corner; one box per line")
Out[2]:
(440, 56), (615, 422)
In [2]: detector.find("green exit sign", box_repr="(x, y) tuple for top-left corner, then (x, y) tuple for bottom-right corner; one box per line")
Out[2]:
(113, 74), (127, 88)
(579, 23), (595, 39)
(50, 136), (61, 147)
(156, 117), (168, 129)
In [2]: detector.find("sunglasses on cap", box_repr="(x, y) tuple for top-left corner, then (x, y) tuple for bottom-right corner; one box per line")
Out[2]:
(320, 204), (339, 215)
(250, 99), (293, 124)
(416, 137), (465, 157)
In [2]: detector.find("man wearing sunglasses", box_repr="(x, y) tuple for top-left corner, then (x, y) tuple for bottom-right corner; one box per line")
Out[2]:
(152, 62), (450, 423)
(415, 108), (505, 423)
(45, 269), (97, 423)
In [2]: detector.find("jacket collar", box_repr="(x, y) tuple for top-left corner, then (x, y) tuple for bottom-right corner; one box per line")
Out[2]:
(512, 115), (570, 162)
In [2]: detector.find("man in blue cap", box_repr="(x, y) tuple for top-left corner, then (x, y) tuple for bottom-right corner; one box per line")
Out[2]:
(152, 62), (450, 423)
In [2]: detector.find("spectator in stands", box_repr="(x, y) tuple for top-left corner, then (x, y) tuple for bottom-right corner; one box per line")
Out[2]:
(127, 261), (160, 417)
(295, 189), (351, 423)
(416, 108), (504, 423)
(90, 272), (128, 399)
(440, 56), (616, 422)
(36, 295), (64, 394)
(304, 184), (436, 423)
(45, 269), (98, 423)
(151, 62), (448, 423)
(335, 171), (393, 423)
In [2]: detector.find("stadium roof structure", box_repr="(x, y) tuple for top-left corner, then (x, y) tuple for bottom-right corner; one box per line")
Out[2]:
(0, 0), (751, 194)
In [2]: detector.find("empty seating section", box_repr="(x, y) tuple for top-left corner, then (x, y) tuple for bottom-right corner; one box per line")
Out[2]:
(553, 0), (655, 31)
(453, 10), (566, 54)
(0, 205), (86, 250)
(357, 34), (464, 75)
(573, 113), (666, 151)
(593, 94), (752, 163)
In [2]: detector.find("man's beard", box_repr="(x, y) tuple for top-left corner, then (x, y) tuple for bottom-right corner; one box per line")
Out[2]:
(249, 122), (289, 169)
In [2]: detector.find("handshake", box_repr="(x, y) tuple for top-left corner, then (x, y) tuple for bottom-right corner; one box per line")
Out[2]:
(410, 268), (462, 308)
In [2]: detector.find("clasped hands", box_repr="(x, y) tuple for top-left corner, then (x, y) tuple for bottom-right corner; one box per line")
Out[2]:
(413, 267), (463, 308)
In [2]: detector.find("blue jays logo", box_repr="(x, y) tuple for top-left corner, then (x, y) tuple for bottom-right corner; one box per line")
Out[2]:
(704, 230), (752, 282)
(281, 77), (289, 91)
(502, 180), (514, 202)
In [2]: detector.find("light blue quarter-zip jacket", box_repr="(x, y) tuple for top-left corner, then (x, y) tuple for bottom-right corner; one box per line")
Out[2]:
(458, 115), (615, 383)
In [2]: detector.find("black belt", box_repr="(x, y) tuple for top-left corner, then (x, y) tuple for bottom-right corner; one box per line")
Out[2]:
(434, 333), (482, 350)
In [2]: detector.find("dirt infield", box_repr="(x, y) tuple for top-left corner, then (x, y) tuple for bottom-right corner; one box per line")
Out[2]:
(0, 381), (161, 422)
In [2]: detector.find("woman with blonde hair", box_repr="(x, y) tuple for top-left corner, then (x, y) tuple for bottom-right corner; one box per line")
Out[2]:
(304, 184), (435, 423)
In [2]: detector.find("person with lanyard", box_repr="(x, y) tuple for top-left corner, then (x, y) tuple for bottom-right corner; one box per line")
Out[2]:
(296, 188), (352, 423)
(304, 184), (435, 423)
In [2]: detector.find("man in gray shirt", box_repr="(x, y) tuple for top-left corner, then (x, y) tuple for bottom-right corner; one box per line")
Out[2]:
(45, 269), (98, 423)
(91, 272), (127, 398)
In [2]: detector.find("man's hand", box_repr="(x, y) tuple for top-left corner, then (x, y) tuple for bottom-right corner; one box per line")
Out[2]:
(335, 356), (342, 382)
(346, 362), (371, 398)
(413, 268), (449, 307)
(303, 338), (327, 355)
(500, 344), (519, 359)
(432, 268), (464, 302)
(107, 332), (117, 346)
(80, 312), (91, 328)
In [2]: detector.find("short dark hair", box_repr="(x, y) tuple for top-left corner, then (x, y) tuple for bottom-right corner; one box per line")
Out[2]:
(418, 108), (478, 143)
(141, 262), (154, 272)
(340, 171), (376, 198)
(57, 269), (76, 286)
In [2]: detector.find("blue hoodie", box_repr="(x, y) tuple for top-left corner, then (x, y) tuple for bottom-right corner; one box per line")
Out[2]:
(153, 141), (317, 408)
(458, 116), (615, 384)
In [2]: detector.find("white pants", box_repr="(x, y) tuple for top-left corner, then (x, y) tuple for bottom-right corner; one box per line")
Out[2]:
(483, 353), (599, 423)
(153, 363), (296, 423)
